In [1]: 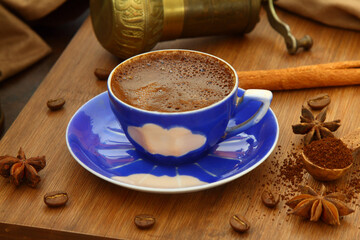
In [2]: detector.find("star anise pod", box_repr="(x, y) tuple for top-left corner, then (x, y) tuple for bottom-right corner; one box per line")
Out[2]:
(292, 106), (341, 145)
(286, 185), (354, 225)
(0, 148), (46, 187)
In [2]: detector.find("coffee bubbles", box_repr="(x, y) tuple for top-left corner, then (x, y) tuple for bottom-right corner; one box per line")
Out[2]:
(111, 51), (235, 112)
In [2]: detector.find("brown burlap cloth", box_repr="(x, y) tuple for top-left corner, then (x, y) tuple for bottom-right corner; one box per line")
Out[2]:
(0, 0), (67, 81)
(276, 0), (360, 31)
(0, 0), (360, 82)
(0, 0), (90, 82)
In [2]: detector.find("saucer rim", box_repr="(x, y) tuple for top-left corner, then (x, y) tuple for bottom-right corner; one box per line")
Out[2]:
(66, 92), (279, 193)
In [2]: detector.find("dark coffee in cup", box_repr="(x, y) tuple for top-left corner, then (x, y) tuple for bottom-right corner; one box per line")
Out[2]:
(110, 50), (235, 112)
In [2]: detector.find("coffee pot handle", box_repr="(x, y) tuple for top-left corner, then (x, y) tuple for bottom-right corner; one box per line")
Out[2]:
(224, 89), (272, 139)
(262, 0), (313, 54)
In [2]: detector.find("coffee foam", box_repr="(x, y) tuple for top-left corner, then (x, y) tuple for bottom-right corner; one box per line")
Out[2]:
(111, 51), (235, 112)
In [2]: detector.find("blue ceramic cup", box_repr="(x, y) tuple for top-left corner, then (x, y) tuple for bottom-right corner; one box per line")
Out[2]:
(108, 50), (272, 165)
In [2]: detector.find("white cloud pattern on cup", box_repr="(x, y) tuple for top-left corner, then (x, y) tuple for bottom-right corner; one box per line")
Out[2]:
(112, 174), (207, 188)
(128, 123), (206, 157)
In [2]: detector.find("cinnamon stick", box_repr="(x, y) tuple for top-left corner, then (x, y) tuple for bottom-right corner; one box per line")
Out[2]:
(237, 61), (360, 90)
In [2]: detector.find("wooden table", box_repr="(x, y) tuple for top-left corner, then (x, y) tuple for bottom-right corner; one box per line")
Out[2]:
(1, 8), (360, 239)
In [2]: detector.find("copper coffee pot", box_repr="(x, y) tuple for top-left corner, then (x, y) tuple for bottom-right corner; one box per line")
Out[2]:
(90, 0), (312, 59)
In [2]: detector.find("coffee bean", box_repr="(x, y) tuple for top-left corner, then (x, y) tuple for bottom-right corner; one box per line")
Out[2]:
(94, 68), (111, 80)
(229, 214), (250, 233)
(47, 98), (65, 111)
(134, 214), (155, 229)
(261, 190), (279, 208)
(44, 191), (68, 208)
(307, 93), (330, 110)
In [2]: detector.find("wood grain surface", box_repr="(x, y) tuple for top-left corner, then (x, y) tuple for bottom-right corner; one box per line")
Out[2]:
(1, 9), (360, 239)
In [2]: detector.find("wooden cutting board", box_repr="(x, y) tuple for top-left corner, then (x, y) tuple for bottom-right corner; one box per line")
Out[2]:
(1, 9), (360, 239)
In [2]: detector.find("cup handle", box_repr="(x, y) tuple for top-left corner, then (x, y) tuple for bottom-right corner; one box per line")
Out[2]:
(224, 89), (273, 139)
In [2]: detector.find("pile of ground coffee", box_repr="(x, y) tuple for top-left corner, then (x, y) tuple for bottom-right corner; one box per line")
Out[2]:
(263, 140), (360, 208)
(303, 138), (353, 169)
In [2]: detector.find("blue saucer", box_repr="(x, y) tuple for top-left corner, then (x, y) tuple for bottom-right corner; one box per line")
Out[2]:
(66, 92), (279, 193)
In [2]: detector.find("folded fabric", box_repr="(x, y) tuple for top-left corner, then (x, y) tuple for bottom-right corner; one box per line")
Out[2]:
(0, 4), (51, 81)
(0, 0), (66, 21)
(276, 0), (360, 31)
